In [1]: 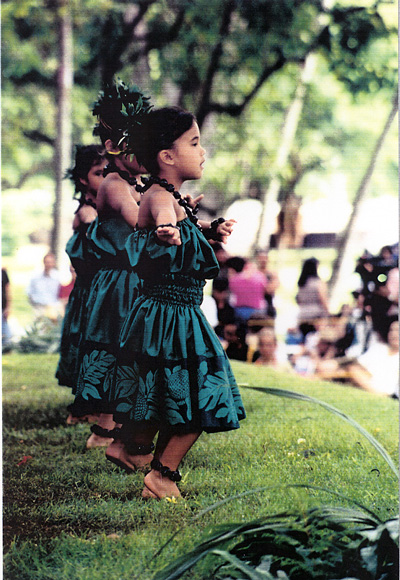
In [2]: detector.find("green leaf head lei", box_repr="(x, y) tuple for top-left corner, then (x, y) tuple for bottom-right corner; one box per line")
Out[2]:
(92, 79), (153, 162)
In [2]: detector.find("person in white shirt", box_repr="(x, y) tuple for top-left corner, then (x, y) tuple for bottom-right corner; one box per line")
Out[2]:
(347, 318), (399, 398)
(27, 252), (61, 319)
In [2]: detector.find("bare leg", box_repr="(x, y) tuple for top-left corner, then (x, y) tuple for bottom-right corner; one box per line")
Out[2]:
(86, 413), (116, 448)
(143, 431), (201, 499)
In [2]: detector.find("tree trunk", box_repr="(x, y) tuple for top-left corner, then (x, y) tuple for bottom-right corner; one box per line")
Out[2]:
(51, 0), (73, 266)
(254, 54), (316, 251)
(328, 89), (398, 305)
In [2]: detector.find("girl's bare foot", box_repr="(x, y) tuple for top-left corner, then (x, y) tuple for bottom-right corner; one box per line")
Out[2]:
(142, 469), (181, 499)
(86, 433), (114, 449)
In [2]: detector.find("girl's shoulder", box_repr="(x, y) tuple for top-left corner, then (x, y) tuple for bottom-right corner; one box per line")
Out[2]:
(144, 187), (175, 203)
(77, 204), (97, 224)
(139, 187), (185, 222)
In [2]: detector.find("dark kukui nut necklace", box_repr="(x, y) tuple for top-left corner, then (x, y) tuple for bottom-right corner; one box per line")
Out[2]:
(135, 175), (202, 231)
(103, 162), (138, 186)
(103, 163), (202, 230)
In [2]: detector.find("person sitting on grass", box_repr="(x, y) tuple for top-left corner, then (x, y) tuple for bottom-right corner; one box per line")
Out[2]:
(252, 328), (293, 372)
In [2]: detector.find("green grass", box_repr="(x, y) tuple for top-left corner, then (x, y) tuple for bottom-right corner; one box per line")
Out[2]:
(3, 354), (398, 580)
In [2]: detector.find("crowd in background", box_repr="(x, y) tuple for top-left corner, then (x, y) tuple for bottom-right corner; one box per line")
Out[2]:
(3, 240), (398, 399)
(205, 241), (399, 399)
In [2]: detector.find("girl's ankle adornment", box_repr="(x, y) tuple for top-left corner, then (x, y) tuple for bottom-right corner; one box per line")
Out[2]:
(90, 424), (115, 438)
(125, 441), (155, 456)
(111, 427), (155, 456)
(151, 458), (182, 482)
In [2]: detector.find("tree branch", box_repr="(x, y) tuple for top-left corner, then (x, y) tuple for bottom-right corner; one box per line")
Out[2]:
(128, 8), (185, 62)
(195, 0), (236, 127)
(205, 51), (286, 119)
(23, 130), (55, 146)
(100, 2), (155, 84)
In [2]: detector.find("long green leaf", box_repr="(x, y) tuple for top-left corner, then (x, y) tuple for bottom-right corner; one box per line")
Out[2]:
(244, 386), (398, 477)
(211, 549), (276, 579)
(149, 484), (383, 579)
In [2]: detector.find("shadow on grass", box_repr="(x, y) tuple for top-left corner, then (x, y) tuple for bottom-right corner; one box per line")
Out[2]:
(3, 402), (72, 430)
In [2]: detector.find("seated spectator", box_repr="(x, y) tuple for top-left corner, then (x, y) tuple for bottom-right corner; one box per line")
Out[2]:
(386, 266), (399, 314)
(252, 328), (293, 372)
(227, 257), (268, 324)
(296, 257), (329, 340)
(379, 244), (398, 267)
(212, 277), (235, 338)
(285, 326), (304, 367)
(27, 252), (61, 319)
(255, 249), (280, 319)
(317, 317), (399, 397)
(346, 317), (399, 398)
(245, 313), (275, 360)
(355, 246), (398, 340)
(291, 317), (336, 377)
(221, 322), (248, 362)
(212, 242), (230, 282)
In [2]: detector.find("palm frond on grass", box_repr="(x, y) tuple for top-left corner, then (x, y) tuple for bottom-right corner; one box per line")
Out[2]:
(244, 386), (398, 477)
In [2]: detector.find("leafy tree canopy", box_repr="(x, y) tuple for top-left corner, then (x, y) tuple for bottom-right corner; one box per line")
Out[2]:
(2, 0), (397, 203)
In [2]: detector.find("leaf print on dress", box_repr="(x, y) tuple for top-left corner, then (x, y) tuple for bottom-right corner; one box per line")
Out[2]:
(164, 403), (186, 425)
(114, 363), (140, 400)
(138, 369), (158, 422)
(80, 350), (116, 385)
(198, 370), (231, 412)
(77, 350), (116, 400)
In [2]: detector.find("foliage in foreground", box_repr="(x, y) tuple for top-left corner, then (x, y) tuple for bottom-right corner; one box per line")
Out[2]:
(155, 506), (398, 580)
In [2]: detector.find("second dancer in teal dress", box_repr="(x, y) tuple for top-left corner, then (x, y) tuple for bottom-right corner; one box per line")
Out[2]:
(70, 81), (152, 449)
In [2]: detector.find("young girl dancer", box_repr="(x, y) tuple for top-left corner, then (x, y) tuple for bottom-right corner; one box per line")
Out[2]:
(109, 107), (246, 499)
(70, 81), (153, 449)
(56, 144), (107, 426)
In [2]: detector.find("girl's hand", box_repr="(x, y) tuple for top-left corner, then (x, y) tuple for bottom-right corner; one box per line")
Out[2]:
(156, 224), (181, 246)
(217, 219), (236, 244)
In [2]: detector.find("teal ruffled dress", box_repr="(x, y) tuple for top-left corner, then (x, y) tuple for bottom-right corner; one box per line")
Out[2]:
(112, 218), (246, 433)
(71, 213), (140, 416)
(56, 222), (98, 391)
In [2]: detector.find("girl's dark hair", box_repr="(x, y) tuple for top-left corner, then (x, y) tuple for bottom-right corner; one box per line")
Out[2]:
(138, 107), (196, 175)
(226, 256), (246, 273)
(65, 144), (105, 200)
(298, 257), (319, 287)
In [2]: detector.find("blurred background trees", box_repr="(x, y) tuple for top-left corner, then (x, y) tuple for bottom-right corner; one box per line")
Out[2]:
(2, 0), (398, 307)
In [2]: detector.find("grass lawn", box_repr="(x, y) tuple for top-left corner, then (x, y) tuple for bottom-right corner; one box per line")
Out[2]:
(3, 353), (398, 580)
